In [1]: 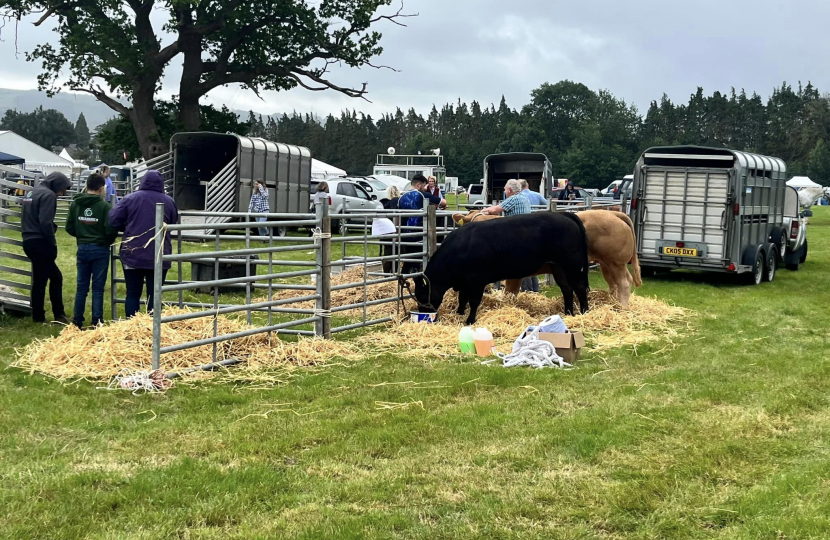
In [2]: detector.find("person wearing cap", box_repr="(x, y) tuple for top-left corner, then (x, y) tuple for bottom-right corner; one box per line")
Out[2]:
(20, 172), (73, 323)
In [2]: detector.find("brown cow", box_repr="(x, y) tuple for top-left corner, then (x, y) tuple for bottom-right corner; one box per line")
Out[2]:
(451, 209), (642, 306)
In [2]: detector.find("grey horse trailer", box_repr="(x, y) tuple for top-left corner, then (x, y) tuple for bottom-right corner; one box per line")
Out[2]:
(629, 146), (789, 284)
(144, 132), (312, 229)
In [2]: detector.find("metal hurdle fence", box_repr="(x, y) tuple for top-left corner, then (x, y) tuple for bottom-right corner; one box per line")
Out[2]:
(142, 200), (433, 372)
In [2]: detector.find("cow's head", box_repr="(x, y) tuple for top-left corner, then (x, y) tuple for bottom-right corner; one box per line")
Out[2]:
(413, 275), (441, 314)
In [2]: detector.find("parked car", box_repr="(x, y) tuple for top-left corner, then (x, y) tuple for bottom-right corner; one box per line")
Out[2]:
(311, 178), (383, 234)
(466, 183), (485, 205)
(613, 177), (633, 200)
(602, 180), (622, 196)
(782, 185), (810, 270)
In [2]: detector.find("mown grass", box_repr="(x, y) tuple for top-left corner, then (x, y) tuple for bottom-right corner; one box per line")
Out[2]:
(0, 209), (829, 539)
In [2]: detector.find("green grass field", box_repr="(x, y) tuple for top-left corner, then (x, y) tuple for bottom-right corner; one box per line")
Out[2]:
(1, 208), (829, 539)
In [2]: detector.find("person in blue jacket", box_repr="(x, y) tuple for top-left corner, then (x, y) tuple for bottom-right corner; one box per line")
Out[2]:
(96, 164), (119, 207)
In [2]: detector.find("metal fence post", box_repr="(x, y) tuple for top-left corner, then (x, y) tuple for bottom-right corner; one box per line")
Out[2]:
(549, 198), (558, 213)
(315, 200), (331, 338)
(427, 204), (438, 258)
(151, 203), (164, 371)
(620, 193), (628, 214)
(110, 245), (118, 320)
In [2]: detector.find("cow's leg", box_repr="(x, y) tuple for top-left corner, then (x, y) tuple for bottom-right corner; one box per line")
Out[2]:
(457, 288), (469, 316)
(504, 279), (521, 295)
(599, 263), (618, 298)
(550, 266), (575, 316)
(465, 285), (486, 325)
(614, 265), (633, 307)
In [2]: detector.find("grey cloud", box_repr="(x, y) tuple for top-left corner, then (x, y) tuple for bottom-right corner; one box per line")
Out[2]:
(3, 0), (830, 119)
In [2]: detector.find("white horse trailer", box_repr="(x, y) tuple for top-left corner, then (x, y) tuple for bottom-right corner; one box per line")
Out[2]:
(630, 146), (789, 284)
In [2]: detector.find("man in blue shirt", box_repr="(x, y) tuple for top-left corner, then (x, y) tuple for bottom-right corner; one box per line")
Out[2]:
(479, 179), (531, 217)
(520, 179), (547, 207)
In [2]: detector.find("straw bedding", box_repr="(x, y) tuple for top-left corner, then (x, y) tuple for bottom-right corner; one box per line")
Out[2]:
(14, 269), (689, 382)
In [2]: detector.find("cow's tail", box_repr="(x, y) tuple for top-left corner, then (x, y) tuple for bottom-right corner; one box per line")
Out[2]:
(615, 211), (642, 287)
(561, 212), (591, 289)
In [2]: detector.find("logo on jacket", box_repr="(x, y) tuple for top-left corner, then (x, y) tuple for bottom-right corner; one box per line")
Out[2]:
(79, 207), (99, 223)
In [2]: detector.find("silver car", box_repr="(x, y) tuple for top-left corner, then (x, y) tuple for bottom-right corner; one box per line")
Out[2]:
(466, 183), (485, 205)
(311, 179), (383, 234)
(781, 186), (810, 270)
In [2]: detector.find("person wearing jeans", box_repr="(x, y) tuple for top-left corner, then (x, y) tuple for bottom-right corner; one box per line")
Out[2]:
(20, 172), (72, 323)
(249, 180), (270, 236)
(65, 173), (118, 327)
(108, 170), (179, 318)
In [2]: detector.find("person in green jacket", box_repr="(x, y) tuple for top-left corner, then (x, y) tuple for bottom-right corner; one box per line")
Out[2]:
(66, 173), (118, 328)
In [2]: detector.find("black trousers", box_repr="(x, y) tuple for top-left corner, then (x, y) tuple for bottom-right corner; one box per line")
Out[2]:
(123, 267), (169, 318)
(22, 239), (65, 322)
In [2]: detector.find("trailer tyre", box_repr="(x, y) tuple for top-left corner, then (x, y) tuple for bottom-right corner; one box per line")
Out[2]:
(763, 249), (776, 282)
(748, 250), (764, 285)
(769, 227), (787, 260)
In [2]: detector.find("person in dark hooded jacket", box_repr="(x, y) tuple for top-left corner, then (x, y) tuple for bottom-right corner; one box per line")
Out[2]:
(108, 170), (178, 318)
(66, 173), (118, 327)
(20, 171), (72, 323)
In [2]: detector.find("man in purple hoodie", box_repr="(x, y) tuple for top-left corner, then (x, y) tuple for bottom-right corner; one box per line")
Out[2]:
(108, 170), (178, 318)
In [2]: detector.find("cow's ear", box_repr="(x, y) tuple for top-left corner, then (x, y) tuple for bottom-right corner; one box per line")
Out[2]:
(452, 213), (463, 224)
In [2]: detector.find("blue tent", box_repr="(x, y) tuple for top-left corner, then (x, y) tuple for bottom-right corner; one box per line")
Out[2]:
(0, 151), (25, 165)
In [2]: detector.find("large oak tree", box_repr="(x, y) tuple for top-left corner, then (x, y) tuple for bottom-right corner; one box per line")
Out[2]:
(1, 0), (410, 158)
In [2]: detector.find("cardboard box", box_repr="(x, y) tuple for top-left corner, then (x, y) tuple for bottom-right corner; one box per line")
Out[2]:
(538, 331), (585, 363)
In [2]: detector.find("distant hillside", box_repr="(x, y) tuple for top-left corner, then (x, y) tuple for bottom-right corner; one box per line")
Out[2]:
(0, 88), (120, 130)
(0, 88), (309, 132)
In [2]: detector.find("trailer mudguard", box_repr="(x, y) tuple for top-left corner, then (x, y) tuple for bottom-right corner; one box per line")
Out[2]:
(742, 244), (765, 269)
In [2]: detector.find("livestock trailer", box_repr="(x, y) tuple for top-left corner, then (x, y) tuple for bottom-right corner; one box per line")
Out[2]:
(139, 132), (312, 227)
(629, 146), (789, 284)
(482, 153), (555, 204)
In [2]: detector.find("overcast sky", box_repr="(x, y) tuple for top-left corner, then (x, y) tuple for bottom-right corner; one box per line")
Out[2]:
(1, 0), (829, 118)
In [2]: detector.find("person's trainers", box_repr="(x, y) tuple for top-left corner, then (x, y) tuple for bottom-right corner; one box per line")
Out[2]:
(53, 315), (71, 325)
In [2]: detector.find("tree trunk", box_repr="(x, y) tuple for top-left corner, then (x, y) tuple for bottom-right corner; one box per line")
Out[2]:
(130, 87), (165, 159)
(177, 24), (203, 131)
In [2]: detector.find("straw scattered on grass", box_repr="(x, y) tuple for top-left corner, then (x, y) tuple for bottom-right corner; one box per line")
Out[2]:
(14, 274), (690, 383)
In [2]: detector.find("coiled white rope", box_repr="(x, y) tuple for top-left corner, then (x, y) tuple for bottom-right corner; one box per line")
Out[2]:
(314, 309), (332, 318)
(101, 368), (172, 394)
(483, 329), (570, 369)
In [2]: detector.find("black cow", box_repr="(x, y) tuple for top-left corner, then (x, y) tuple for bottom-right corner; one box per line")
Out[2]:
(413, 212), (590, 324)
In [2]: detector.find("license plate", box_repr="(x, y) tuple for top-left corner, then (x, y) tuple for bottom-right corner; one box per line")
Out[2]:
(662, 246), (698, 257)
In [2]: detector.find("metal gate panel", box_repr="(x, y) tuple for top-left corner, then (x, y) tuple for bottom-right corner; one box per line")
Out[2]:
(640, 169), (730, 261)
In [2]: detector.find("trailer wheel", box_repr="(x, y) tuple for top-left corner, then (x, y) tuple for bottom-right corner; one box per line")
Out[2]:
(763, 249), (776, 282)
(770, 227), (787, 260)
(748, 250), (764, 285)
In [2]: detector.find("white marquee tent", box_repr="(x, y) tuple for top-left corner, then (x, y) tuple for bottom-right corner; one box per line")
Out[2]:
(0, 131), (73, 176)
(787, 176), (821, 189)
(312, 158), (346, 180)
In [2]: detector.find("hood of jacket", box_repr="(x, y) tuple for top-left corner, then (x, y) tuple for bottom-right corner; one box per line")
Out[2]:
(139, 170), (165, 193)
(72, 191), (107, 210)
(40, 172), (72, 194)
